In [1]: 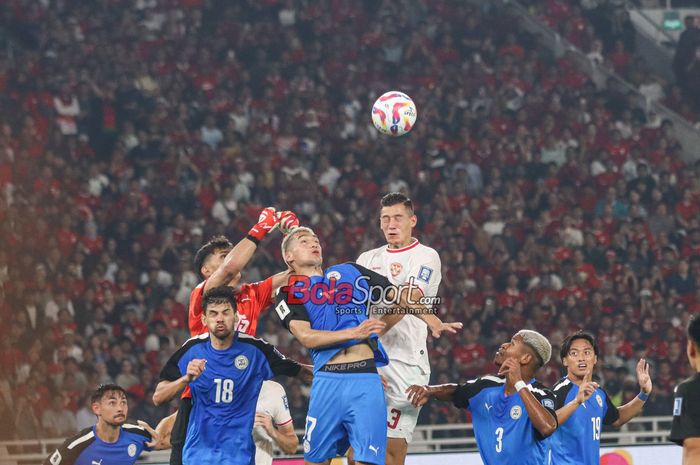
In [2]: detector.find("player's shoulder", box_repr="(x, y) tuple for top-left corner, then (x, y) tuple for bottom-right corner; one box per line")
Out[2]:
(237, 333), (276, 353)
(675, 374), (700, 394)
(552, 376), (574, 394)
(415, 242), (440, 256)
(62, 426), (97, 450)
(179, 333), (210, 351)
(358, 245), (384, 260)
(261, 379), (286, 395)
(122, 423), (152, 441)
(465, 374), (506, 391)
(528, 380), (554, 397)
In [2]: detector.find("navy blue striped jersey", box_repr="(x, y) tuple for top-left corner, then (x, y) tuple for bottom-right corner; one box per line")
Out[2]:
(550, 377), (619, 465)
(670, 373), (700, 446)
(159, 332), (301, 465)
(43, 424), (152, 465)
(453, 375), (557, 465)
(274, 263), (391, 372)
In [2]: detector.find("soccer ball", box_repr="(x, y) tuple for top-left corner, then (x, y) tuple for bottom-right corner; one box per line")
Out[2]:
(371, 91), (417, 137)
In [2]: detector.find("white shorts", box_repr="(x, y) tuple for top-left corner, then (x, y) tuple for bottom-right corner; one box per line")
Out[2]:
(378, 360), (430, 443)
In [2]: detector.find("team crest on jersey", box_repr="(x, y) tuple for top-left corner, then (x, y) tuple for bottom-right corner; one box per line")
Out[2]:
(303, 439), (311, 453)
(510, 405), (522, 420)
(390, 262), (403, 277)
(417, 265), (433, 283)
(596, 394), (603, 408)
(542, 398), (555, 410)
(235, 355), (249, 370)
(128, 444), (137, 457)
(326, 270), (341, 280)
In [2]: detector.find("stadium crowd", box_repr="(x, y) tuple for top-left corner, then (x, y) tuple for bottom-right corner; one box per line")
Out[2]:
(529, 0), (700, 122)
(0, 0), (697, 441)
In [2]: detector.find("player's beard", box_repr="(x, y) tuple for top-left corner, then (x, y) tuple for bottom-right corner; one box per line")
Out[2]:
(212, 325), (233, 341)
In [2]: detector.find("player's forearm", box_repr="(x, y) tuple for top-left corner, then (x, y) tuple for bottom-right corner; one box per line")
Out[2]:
(683, 438), (700, 465)
(270, 426), (299, 454)
(154, 412), (176, 449)
(613, 396), (646, 427)
(270, 270), (292, 294)
(555, 398), (582, 426)
(294, 327), (357, 349)
(519, 390), (557, 437)
(204, 238), (257, 291)
(426, 383), (460, 402)
(153, 377), (189, 406)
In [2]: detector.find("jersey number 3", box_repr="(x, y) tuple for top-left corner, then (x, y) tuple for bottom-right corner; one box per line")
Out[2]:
(214, 378), (234, 403)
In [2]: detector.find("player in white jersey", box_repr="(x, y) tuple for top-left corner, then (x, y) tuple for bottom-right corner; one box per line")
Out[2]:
(356, 192), (442, 465)
(253, 380), (298, 465)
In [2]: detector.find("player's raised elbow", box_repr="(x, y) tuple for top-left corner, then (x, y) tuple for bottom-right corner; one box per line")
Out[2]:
(537, 419), (558, 438)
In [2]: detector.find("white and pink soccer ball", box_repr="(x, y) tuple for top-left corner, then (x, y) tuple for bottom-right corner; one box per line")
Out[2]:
(371, 91), (417, 137)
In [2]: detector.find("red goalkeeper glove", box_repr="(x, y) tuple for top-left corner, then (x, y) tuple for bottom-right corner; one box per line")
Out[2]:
(277, 211), (299, 235)
(247, 207), (279, 244)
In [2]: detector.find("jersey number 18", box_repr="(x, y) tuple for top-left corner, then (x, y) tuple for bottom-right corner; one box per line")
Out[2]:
(214, 378), (234, 403)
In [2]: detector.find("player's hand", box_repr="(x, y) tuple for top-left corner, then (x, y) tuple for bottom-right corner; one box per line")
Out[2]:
(428, 321), (463, 339)
(186, 359), (206, 382)
(406, 385), (431, 407)
(298, 364), (314, 384)
(636, 358), (652, 395)
(351, 319), (386, 339)
(254, 412), (275, 435)
(248, 207), (279, 242)
(277, 211), (300, 235)
(498, 357), (523, 386)
(575, 370), (599, 405)
(137, 420), (161, 449)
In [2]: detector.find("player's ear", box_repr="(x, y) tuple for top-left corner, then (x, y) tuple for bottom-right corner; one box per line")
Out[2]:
(410, 214), (417, 228)
(91, 401), (100, 416)
(688, 340), (696, 361)
(520, 351), (533, 366)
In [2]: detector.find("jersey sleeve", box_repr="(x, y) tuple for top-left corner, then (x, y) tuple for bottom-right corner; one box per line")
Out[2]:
(273, 285), (311, 331)
(43, 428), (94, 465)
(244, 336), (302, 378)
(348, 263), (393, 289)
(453, 378), (487, 409)
(551, 379), (575, 409)
(529, 383), (558, 425)
(602, 389), (620, 425)
(188, 282), (206, 336)
(670, 380), (700, 445)
(405, 248), (442, 296)
(271, 383), (293, 427)
(159, 338), (198, 381)
(123, 424), (154, 452)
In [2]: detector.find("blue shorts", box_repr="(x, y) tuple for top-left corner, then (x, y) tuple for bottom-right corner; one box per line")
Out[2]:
(303, 371), (387, 465)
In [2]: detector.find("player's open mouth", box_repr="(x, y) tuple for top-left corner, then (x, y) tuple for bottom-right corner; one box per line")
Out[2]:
(578, 363), (587, 369)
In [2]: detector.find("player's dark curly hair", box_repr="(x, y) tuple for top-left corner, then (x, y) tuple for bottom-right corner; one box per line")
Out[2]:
(560, 331), (599, 361)
(380, 192), (414, 215)
(91, 384), (127, 403)
(194, 235), (233, 277)
(202, 286), (237, 313)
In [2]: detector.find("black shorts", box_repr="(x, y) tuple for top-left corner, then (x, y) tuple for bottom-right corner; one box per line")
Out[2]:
(169, 397), (192, 465)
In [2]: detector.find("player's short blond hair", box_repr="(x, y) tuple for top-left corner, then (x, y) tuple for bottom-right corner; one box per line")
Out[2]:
(280, 226), (316, 266)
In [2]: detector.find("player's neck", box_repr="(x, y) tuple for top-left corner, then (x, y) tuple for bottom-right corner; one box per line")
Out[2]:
(567, 373), (585, 385)
(95, 421), (121, 443)
(211, 333), (234, 350)
(293, 265), (322, 277)
(387, 237), (417, 250)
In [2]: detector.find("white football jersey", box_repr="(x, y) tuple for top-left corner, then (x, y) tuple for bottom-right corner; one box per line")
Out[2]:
(253, 381), (293, 465)
(357, 239), (442, 372)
